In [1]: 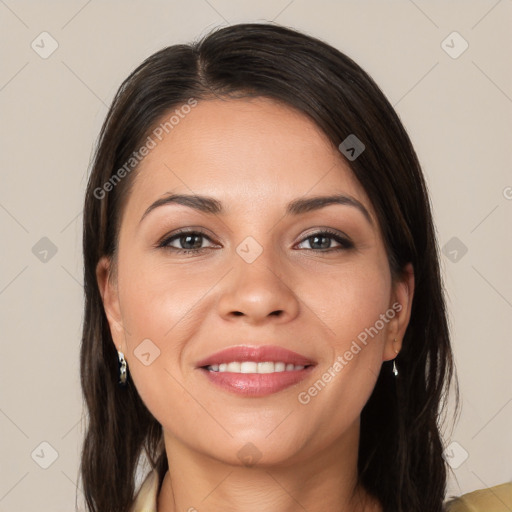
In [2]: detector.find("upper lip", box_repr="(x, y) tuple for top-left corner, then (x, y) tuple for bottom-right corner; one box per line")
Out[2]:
(195, 345), (317, 368)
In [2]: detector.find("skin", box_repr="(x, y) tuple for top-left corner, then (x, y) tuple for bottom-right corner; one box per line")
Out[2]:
(97, 97), (414, 512)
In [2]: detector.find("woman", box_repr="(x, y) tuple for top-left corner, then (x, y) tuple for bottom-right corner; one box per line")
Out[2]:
(79, 22), (503, 512)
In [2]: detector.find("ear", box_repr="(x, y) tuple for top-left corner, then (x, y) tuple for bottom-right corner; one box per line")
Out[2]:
(96, 255), (126, 353)
(383, 262), (415, 361)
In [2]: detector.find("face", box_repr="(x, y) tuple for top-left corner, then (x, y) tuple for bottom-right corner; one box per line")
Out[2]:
(98, 97), (413, 468)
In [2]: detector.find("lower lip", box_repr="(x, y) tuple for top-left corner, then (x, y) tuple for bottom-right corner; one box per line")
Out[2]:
(198, 366), (315, 397)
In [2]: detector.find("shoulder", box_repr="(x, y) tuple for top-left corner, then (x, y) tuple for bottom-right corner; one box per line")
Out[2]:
(445, 481), (512, 512)
(129, 468), (160, 512)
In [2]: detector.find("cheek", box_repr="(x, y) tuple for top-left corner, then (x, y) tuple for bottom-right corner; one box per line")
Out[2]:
(118, 255), (207, 338)
(114, 266), (199, 437)
(114, 255), (216, 426)
(311, 258), (392, 347)
(293, 259), (392, 419)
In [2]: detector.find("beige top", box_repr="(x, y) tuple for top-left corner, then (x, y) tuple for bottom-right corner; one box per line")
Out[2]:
(130, 468), (512, 512)
(444, 482), (512, 511)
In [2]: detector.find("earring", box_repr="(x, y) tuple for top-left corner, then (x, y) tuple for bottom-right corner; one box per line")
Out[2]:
(392, 340), (399, 377)
(118, 349), (127, 386)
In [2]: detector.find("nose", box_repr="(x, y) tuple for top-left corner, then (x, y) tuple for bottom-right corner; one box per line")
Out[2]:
(216, 245), (300, 326)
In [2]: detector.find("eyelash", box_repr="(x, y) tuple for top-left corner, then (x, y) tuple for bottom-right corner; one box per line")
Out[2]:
(157, 228), (354, 255)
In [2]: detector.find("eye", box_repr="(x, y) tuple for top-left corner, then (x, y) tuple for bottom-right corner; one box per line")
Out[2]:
(157, 228), (353, 255)
(157, 229), (217, 254)
(296, 229), (354, 252)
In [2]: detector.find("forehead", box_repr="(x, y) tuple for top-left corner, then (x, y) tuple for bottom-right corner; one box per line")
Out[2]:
(126, 97), (374, 220)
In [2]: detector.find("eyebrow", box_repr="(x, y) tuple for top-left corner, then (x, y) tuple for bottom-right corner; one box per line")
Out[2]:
(139, 193), (373, 226)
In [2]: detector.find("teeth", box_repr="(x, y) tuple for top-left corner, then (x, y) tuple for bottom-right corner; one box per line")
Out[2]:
(206, 361), (306, 373)
(240, 361), (257, 373)
(226, 362), (241, 372)
(274, 362), (285, 372)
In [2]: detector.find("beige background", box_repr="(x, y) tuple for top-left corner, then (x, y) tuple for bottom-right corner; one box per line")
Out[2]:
(1, 0), (511, 510)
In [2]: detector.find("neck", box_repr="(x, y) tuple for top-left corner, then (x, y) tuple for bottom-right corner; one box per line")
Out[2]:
(157, 419), (382, 512)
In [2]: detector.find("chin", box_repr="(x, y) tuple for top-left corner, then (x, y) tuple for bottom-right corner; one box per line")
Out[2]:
(203, 433), (308, 468)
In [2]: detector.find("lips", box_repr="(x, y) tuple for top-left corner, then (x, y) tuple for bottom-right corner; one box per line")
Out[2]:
(195, 345), (316, 368)
(195, 345), (317, 397)
(199, 366), (315, 397)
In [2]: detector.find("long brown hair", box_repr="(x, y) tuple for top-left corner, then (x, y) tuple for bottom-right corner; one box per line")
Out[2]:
(79, 22), (459, 512)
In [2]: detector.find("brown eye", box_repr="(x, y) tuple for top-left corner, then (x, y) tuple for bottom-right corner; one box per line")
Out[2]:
(296, 230), (354, 251)
(158, 230), (217, 254)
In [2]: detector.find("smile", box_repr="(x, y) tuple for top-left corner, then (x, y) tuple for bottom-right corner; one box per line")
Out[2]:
(205, 361), (308, 373)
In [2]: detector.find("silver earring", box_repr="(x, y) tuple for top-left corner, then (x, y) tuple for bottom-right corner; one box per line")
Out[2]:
(118, 350), (127, 385)
(393, 338), (398, 377)
(392, 358), (398, 377)
(392, 343), (399, 377)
